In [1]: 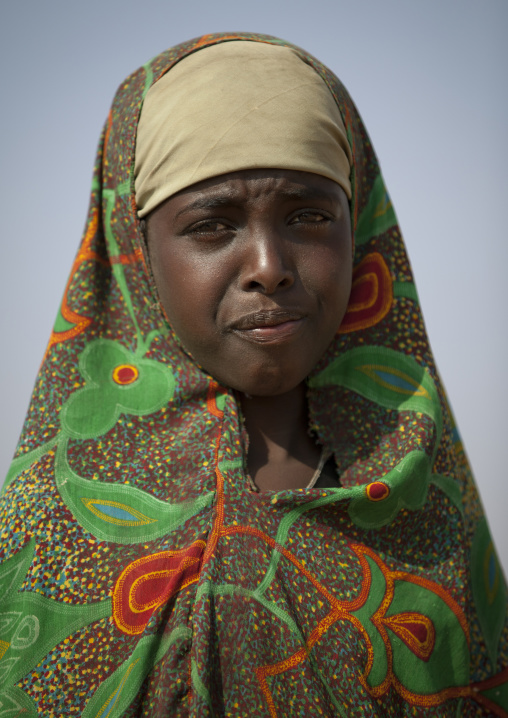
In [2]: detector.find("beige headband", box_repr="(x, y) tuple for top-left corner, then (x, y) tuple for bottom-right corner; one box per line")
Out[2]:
(135, 40), (352, 217)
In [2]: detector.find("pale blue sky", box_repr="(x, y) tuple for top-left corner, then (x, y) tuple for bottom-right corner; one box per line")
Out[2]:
(1, 0), (507, 566)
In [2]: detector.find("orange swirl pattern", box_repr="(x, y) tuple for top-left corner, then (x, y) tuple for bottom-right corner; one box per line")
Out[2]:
(219, 529), (470, 714)
(339, 251), (393, 333)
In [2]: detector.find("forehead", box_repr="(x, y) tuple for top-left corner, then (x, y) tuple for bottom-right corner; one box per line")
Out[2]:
(147, 168), (349, 224)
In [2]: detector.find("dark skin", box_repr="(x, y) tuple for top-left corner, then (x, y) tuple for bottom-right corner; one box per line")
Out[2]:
(145, 169), (352, 491)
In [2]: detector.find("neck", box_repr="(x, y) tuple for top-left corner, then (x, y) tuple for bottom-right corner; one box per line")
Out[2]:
(238, 383), (322, 490)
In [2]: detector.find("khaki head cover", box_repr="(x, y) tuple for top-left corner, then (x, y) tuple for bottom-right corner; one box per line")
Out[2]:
(135, 41), (352, 217)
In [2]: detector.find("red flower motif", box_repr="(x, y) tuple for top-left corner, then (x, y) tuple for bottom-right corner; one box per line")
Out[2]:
(339, 252), (393, 333)
(112, 364), (139, 385)
(366, 481), (390, 502)
(112, 540), (205, 635)
(382, 612), (436, 662)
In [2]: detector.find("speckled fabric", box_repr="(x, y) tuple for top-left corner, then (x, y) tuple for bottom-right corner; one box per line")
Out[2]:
(1, 32), (507, 717)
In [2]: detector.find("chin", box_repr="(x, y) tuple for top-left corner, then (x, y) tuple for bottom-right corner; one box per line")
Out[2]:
(222, 365), (308, 398)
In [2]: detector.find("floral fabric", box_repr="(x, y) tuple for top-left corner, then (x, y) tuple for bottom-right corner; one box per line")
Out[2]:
(1, 32), (507, 717)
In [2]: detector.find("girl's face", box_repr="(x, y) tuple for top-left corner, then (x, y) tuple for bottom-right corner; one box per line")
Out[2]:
(146, 169), (352, 396)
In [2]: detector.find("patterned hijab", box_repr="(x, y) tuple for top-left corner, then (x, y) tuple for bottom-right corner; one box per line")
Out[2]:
(1, 32), (507, 717)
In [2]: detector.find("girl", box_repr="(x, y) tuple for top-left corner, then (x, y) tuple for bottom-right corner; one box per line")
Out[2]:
(1, 32), (506, 717)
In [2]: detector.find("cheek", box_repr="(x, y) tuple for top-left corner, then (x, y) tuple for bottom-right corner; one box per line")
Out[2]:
(304, 245), (353, 323)
(150, 247), (223, 350)
(332, 258), (353, 315)
(153, 257), (188, 327)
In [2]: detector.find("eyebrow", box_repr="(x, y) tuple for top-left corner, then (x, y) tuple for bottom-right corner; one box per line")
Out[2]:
(275, 187), (339, 203)
(175, 196), (236, 218)
(175, 187), (339, 218)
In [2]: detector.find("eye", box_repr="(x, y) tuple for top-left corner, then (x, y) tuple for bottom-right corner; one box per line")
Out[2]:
(187, 219), (234, 239)
(288, 210), (331, 225)
(191, 220), (229, 233)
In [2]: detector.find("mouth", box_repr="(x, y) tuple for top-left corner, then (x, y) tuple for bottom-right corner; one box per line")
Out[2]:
(229, 309), (306, 343)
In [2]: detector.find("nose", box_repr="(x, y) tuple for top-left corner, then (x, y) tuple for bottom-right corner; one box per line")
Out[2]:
(239, 230), (294, 294)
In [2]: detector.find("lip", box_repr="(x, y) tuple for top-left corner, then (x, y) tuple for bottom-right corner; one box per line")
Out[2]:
(229, 309), (307, 344)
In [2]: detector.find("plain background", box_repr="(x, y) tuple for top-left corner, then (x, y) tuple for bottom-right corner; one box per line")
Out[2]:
(1, 1), (507, 569)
